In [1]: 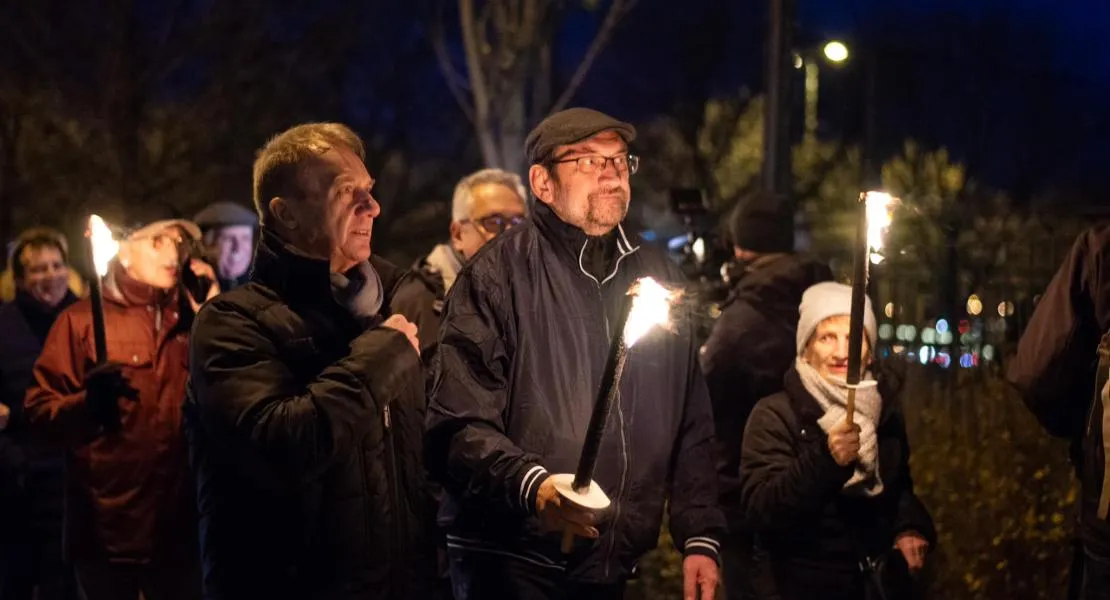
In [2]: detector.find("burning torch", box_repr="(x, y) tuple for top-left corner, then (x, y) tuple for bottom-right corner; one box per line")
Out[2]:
(553, 277), (678, 553)
(845, 192), (895, 420)
(86, 215), (121, 365)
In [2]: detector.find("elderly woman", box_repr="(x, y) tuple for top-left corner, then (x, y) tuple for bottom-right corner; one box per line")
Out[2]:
(739, 282), (935, 600)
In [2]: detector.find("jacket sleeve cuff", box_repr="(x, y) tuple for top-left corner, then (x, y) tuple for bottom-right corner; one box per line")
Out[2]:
(683, 536), (722, 564)
(516, 464), (549, 516)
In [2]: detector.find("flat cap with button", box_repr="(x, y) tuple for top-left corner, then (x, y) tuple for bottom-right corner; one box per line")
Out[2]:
(525, 107), (636, 165)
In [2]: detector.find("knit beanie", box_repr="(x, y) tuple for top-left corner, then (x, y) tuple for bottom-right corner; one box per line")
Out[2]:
(728, 191), (794, 253)
(796, 281), (877, 354)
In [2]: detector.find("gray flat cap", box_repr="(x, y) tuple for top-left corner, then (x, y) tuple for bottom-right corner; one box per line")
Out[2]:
(525, 108), (636, 165)
(193, 201), (258, 229)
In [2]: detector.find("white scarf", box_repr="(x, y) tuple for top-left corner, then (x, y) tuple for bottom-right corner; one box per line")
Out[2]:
(425, 244), (465, 293)
(795, 357), (884, 497)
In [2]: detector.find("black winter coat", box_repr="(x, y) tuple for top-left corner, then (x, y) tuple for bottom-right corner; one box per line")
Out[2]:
(739, 366), (935, 599)
(425, 203), (726, 583)
(389, 256), (447, 365)
(0, 289), (75, 574)
(184, 233), (439, 600)
(700, 254), (831, 531)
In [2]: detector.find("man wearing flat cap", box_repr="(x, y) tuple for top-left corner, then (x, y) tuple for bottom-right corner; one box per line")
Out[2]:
(193, 201), (258, 291)
(426, 107), (726, 599)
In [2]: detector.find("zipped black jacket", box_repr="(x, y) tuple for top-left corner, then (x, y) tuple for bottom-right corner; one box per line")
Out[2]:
(425, 203), (726, 583)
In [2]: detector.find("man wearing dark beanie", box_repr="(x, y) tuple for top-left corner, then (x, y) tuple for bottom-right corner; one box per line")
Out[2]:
(701, 191), (833, 600)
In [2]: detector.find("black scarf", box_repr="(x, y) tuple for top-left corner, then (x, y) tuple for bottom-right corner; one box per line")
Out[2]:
(15, 288), (77, 344)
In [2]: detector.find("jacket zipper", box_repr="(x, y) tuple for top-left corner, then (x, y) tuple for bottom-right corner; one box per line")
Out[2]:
(383, 403), (407, 595)
(578, 237), (633, 579)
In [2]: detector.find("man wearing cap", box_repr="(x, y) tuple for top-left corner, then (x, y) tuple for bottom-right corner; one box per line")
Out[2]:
(391, 168), (529, 361)
(193, 201), (258, 291)
(699, 192), (832, 599)
(0, 227), (80, 600)
(23, 216), (214, 600)
(426, 108), (726, 599)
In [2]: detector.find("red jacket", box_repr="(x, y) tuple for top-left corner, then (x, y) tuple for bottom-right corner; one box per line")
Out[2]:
(24, 262), (196, 564)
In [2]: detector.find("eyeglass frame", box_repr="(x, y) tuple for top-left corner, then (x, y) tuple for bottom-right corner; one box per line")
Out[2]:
(127, 229), (197, 255)
(458, 213), (527, 236)
(547, 152), (640, 176)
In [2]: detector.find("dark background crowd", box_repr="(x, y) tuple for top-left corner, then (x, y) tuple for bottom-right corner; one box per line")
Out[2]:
(2, 0), (1109, 598)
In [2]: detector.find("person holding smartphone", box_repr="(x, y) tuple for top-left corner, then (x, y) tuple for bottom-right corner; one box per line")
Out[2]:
(23, 214), (209, 600)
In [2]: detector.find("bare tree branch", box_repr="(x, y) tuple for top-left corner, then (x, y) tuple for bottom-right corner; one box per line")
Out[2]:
(432, 1), (477, 121)
(549, 0), (637, 114)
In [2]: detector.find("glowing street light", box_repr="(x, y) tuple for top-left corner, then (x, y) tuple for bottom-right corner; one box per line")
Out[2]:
(967, 294), (983, 316)
(823, 40), (850, 63)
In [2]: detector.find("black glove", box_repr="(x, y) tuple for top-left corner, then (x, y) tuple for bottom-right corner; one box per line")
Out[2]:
(84, 363), (138, 433)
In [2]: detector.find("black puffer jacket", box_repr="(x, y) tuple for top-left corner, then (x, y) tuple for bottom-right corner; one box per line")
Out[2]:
(739, 365), (935, 599)
(700, 254), (832, 531)
(426, 203), (726, 583)
(184, 232), (439, 600)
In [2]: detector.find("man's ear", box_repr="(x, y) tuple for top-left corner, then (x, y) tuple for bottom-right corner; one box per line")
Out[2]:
(268, 197), (297, 230)
(449, 221), (464, 249)
(529, 164), (554, 206)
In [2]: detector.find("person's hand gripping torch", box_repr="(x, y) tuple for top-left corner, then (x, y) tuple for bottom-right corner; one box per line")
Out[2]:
(86, 215), (121, 365)
(553, 277), (679, 553)
(845, 192), (896, 420)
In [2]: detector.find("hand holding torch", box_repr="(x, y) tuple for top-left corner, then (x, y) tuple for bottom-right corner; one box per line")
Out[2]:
(554, 277), (677, 553)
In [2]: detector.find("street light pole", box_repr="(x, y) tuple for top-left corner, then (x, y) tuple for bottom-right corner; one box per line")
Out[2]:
(804, 60), (820, 139)
(762, 0), (795, 211)
(803, 41), (848, 141)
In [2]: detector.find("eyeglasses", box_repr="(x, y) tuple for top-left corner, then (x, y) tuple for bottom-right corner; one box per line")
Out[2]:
(551, 153), (640, 175)
(463, 213), (526, 236)
(131, 232), (194, 253)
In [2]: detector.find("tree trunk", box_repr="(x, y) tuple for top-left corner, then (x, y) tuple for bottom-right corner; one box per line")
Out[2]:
(459, 0), (501, 167)
(498, 84), (528, 175)
(531, 38), (552, 126)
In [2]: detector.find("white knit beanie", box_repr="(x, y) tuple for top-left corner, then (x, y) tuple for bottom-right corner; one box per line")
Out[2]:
(796, 281), (877, 355)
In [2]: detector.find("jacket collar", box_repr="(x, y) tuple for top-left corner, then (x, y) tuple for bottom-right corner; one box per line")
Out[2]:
(104, 261), (177, 309)
(531, 201), (639, 284)
(251, 229), (404, 308)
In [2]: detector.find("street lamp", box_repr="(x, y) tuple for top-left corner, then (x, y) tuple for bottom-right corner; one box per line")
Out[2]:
(823, 40), (849, 63)
(800, 40), (850, 138)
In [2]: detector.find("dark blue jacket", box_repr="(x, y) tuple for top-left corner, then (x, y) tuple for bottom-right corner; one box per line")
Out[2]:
(426, 203), (726, 583)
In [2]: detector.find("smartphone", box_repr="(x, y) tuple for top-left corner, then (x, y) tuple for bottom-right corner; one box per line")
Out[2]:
(181, 251), (214, 302)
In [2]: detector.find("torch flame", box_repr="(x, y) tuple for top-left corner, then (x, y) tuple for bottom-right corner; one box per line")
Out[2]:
(623, 277), (677, 347)
(87, 215), (120, 277)
(864, 191), (896, 264)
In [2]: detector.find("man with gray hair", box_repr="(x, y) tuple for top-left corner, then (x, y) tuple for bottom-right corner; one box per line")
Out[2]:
(392, 167), (527, 359)
(184, 122), (439, 599)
